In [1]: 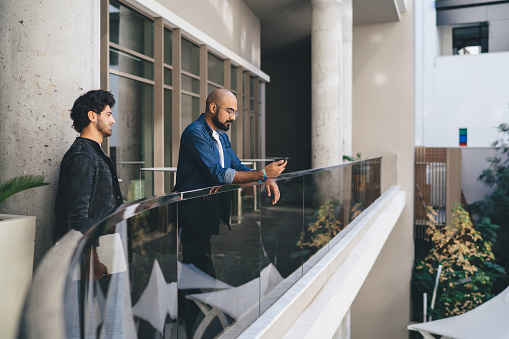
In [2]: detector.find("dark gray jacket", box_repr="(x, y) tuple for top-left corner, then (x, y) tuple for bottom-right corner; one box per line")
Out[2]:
(54, 137), (123, 242)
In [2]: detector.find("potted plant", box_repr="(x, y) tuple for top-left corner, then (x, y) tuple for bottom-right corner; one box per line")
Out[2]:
(0, 175), (48, 339)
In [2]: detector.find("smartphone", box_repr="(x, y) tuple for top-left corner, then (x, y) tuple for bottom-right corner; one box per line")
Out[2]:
(276, 157), (289, 163)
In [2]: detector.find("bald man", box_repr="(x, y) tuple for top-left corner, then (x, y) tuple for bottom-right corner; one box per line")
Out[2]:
(174, 89), (286, 336)
(174, 88), (286, 195)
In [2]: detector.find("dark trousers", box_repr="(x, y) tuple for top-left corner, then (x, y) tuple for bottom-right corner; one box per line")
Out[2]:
(179, 223), (216, 337)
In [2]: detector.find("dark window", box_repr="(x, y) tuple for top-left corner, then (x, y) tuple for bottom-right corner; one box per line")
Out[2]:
(453, 23), (488, 55)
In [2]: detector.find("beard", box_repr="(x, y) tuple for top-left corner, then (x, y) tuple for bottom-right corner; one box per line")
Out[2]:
(213, 114), (231, 131)
(96, 119), (112, 137)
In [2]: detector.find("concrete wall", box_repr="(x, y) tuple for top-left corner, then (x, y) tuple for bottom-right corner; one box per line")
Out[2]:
(155, 0), (261, 67)
(0, 1), (100, 268)
(351, 0), (415, 337)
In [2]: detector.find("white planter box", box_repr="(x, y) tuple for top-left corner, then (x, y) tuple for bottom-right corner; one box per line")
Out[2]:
(0, 214), (36, 339)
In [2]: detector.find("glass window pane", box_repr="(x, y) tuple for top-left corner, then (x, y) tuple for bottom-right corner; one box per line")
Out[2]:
(231, 66), (237, 91)
(110, 47), (154, 80)
(109, 0), (154, 58)
(182, 74), (200, 94)
(207, 83), (220, 96)
(250, 99), (255, 110)
(207, 53), (224, 86)
(109, 73), (154, 199)
(250, 76), (255, 98)
(181, 94), (200, 132)
(164, 28), (172, 65)
(164, 67), (172, 86)
(164, 89), (173, 191)
(181, 38), (200, 76)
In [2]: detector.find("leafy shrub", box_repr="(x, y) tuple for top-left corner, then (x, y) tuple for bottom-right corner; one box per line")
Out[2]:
(413, 204), (505, 320)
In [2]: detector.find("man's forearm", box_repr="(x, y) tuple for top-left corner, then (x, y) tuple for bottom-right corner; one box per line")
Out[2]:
(232, 169), (264, 184)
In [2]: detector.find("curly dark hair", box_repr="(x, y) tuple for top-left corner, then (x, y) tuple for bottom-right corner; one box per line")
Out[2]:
(70, 90), (116, 133)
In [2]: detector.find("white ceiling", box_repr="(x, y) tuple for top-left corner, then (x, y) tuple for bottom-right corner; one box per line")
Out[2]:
(243, 0), (403, 55)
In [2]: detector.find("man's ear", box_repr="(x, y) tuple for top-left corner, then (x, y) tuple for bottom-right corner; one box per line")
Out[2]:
(209, 102), (217, 114)
(87, 110), (96, 123)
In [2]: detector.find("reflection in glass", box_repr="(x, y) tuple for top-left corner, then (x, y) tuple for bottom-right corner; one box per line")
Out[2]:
(302, 170), (331, 273)
(181, 38), (200, 76)
(208, 83), (220, 97)
(181, 94), (200, 132)
(164, 89), (173, 193)
(54, 159), (386, 339)
(109, 0), (154, 58)
(208, 53), (224, 86)
(164, 28), (172, 65)
(182, 74), (200, 94)
(110, 47), (154, 80)
(164, 67), (172, 86)
(109, 73), (154, 199)
(231, 65), (237, 91)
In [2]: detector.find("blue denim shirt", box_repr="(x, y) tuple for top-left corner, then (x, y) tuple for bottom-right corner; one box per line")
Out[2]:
(174, 114), (250, 192)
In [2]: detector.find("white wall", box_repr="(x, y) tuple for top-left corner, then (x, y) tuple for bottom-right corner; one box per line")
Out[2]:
(156, 0), (261, 67)
(351, 0), (415, 337)
(425, 52), (509, 147)
(461, 147), (503, 204)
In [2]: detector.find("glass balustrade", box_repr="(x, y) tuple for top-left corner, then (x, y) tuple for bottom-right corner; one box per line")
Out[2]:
(20, 157), (396, 339)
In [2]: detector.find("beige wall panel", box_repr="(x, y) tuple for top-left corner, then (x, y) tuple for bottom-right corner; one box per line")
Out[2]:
(351, 0), (415, 338)
(156, 0), (261, 67)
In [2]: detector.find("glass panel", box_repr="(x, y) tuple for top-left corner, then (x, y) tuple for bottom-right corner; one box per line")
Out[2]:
(250, 76), (255, 98)
(54, 158), (386, 339)
(181, 94), (200, 132)
(109, 47), (154, 80)
(164, 67), (172, 86)
(164, 28), (172, 65)
(250, 99), (255, 110)
(208, 83), (220, 96)
(302, 170), (331, 273)
(231, 66), (237, 91)
(208, 53), (224, 86)
(260, 176), (304, 314)
(182, 74), (200, 94)
(231, 114), (238, 153)
(109, 0), (154, 58)
(177, 186), (262, 338)
(181, 38), (200, 76)
(109, 73), (154, 199)
(63, 202), (178, 338)
(164, 89), (173, 193)
(250, 114), (255, 158)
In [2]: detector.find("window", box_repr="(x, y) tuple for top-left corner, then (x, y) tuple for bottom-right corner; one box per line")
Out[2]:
(103, 0), (266, 195)
(108, 0), (154, 199)
(453, 23), (488, 55)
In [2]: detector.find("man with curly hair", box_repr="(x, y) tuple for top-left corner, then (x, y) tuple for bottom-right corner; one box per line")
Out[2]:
(54, 90), (123, 243)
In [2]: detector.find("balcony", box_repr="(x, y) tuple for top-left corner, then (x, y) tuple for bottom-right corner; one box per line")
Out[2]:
(18, 156), (407, 339)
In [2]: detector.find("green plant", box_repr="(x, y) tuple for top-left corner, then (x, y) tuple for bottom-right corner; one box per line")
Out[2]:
(297, 198), (343, 249)
(343, 152), (362, 162)
(0, 175), (49, 205)
(413, 205), (505, 320)
(467, 123), (509, 291)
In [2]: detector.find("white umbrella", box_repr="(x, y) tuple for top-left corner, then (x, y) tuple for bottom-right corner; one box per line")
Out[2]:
(408, 286), (509, 339)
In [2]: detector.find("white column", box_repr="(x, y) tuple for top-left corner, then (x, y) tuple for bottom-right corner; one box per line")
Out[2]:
(0, 1), (100, 266)
(311, 0), (343, 168)
(342, 0), (353, 161)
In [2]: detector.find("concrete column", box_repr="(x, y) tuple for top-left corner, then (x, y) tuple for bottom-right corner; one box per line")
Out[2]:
(311, 0), (343, 168)
(342, 0), (353, 161)
(0, 1), (100, 267)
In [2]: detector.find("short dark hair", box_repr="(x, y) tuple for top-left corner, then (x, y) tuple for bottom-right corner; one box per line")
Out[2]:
(70, 90), (115, 133)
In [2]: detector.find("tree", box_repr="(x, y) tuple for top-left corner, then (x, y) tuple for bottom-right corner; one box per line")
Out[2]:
(413, 205), (504, 320)
(467, 123), (509, 291)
